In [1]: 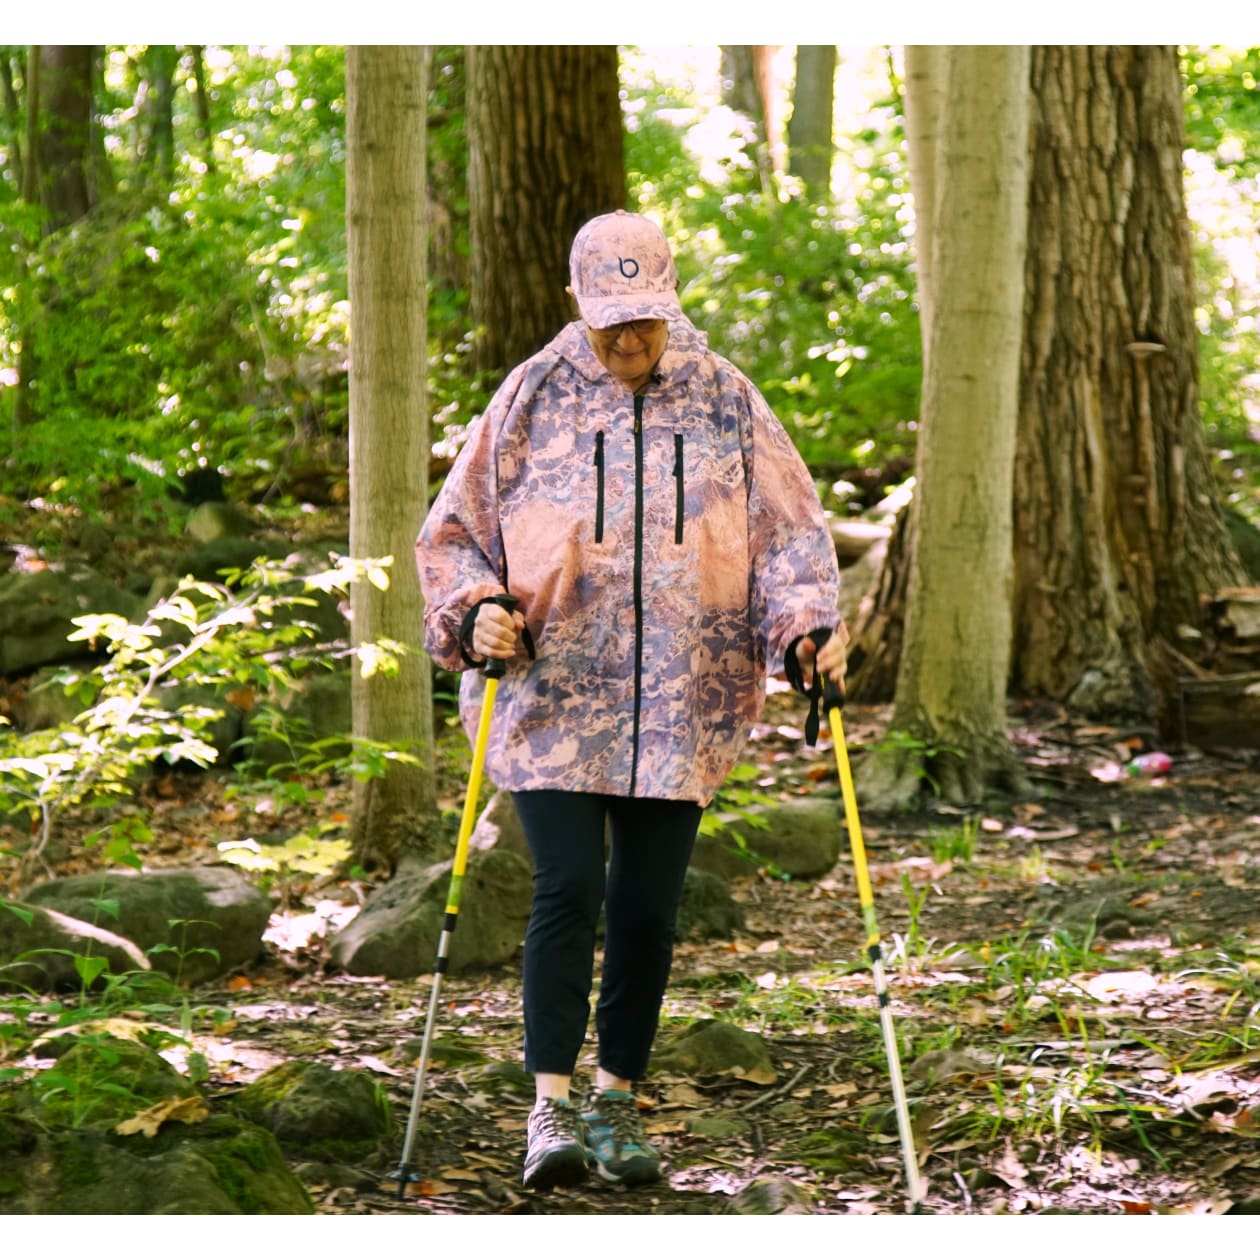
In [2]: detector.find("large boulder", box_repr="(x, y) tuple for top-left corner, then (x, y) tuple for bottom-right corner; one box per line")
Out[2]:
(691, 796), (843, 881)
(329, 847), (532, 978)
(0, 564), (143, 675)
(230, 1061), (391, 1160)
(0, 902), (150, 991)
(21, 867), (272, 984)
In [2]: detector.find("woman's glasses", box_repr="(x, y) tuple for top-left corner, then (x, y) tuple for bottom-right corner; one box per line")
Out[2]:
(589, 319), (666, 341)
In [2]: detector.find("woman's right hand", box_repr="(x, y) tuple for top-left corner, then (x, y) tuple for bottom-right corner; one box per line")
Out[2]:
(472, 600), (526, 660)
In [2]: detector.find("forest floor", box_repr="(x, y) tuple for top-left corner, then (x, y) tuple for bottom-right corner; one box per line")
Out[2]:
(11, 690), (1257, 1218)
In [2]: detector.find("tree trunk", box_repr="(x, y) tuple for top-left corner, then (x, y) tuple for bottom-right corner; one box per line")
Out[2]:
(786, 45), (835, 200)
(141, 44), (179, 182)
(721, 45), (783, 195)
(36, 44), (93, 230)
(863, 46), (1032, 808)
(902, 45), (945, 373)
(466, 45), (624, 377)
(1, 53), (23, 189)
(346, 44), (437, 872)
(188, 45), (216, 174)
(1011, 46), (1246, 729)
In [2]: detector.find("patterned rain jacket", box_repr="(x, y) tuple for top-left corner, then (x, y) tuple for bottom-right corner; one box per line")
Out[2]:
(415, 317), (841, 806)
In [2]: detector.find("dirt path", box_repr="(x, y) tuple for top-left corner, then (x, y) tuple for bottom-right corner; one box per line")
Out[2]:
(177, 700), (1260, 1216)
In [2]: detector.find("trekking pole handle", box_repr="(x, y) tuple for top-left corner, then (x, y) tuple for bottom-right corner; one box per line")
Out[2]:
(483, 594), (520, 680)
(808, 626), (845, 713)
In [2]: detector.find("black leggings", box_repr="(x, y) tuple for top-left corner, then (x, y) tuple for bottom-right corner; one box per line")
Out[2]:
(511, 790), (702, 1082)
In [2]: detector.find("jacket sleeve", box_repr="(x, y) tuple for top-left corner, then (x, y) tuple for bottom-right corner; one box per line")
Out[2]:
(740, 378), (843, 676)
(415, 365), (528, 670)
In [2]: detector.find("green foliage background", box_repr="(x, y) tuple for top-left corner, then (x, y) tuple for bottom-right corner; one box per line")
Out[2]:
(1, 44), (1258, 532)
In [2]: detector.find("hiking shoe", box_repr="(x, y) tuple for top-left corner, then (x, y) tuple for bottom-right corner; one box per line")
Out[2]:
(582, 1089), (662, 1186)
(523, 1097), (590, 1190)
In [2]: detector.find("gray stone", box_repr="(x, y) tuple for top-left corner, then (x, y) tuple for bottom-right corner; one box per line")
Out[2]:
(676, 867), (744, 941)
(242, 668), (352, 769)
(724, 1176), (815, 1215)
(184, 501), (255, 544)
(0, 1112), (313, 1214)
(650, 1018), (777, 1085)
(22, 866), (272, 984)
(329, 847), (532, 978)
(0, 902), (150, 991)
(469, 788), (531, 864)
(230, 1061), (391, 1156)
(691, 796), (842, 881)
(0, 564), (143, 675)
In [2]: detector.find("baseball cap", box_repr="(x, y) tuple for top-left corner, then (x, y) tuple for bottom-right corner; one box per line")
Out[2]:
(568, 209), (683, 329)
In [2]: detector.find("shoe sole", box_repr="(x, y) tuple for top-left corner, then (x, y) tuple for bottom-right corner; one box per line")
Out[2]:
(523, 1147), (591, 1191)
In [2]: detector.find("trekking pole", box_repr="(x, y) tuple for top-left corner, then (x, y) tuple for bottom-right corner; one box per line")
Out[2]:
(388, 594), (518, 1197)
(820, 668), (926, 1214)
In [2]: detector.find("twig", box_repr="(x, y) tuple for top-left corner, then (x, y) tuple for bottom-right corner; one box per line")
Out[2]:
(737, 1062), (811, 1112)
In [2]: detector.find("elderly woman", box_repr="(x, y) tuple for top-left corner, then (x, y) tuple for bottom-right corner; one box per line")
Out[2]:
(416, 210), (847, 1191)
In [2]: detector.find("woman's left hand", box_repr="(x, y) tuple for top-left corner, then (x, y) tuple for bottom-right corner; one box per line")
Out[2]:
(795, 624), (849, 692)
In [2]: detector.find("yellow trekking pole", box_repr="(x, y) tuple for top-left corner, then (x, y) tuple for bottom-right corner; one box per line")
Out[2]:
(389, 595), (517, 1196)
(818, 659), (925, 1213)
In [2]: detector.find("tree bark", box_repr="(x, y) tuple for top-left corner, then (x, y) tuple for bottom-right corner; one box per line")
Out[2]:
(721, 45), (783, 195)
(36, 44), (93, 230)
(141, 44), (179, 182)
(346, 44), (437, 872)
(863, 46), (1032, 808)
(787, 45), (835, 200)
(188, 45), (216, 174)
(1, 54), (23, 189)
(902, 45), (945, 375)
(1011, 46), (1246, 728)
(466, 45), (624, 377)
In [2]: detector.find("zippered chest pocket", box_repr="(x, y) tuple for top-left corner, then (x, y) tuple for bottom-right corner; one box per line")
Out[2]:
(593, 430), (605, 544)
(672, 433), (684, 544)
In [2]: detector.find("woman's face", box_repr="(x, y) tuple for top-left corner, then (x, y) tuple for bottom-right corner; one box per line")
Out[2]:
(585, 319), (669, 393)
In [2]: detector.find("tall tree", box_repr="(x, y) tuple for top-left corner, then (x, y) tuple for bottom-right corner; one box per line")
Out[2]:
(346, 44), (436, 872)
(861, 45), (1032, 807)
(1012, 45), (1246, 724)
(721, 44), (784, 195)
(786, 45), (836, 201)
(466, 45), (624, 376)
(35, 44), (93, 230)
(139, 44), (180, 182)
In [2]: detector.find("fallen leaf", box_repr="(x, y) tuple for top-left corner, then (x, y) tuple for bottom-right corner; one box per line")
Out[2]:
(115, 1094), (209, 1138)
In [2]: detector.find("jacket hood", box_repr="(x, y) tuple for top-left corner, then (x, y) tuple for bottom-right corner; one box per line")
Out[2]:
(552, 317), (708, 391)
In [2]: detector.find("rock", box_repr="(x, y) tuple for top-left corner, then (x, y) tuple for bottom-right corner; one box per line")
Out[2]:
(675, 867), (744, 941)
(242, 668), (351, 769)
(469, 789), (531, 864)
(185, 501), (255, 544)
(0, 903), (150, 991)
(0, 564), (143, 675)
(8, 665), (87, 732)
(230, 1061), (391, 1159)
(691, 796), (842, 881)
(329, 847), (533, 978)
(650, 1018), (777, 1085)
(724, 1176), (814, 1214)
(0, 1111), (313, 1213)
(22, 867), (272, 984)
(173, 535), (294, 583)
(29, 1036), (200, 1129)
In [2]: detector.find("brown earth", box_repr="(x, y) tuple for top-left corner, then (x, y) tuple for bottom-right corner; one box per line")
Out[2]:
(84, 691), (1259, 1217)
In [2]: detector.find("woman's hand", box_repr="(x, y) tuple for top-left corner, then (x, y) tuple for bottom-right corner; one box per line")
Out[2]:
(472, 600), (526, 660)
(795, 623), (849, 692)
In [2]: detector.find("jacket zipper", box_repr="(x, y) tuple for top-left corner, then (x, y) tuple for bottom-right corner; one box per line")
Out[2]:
(593, 430), (605, 543)
(630, 394), (645, 796)
(673, 432), (684, 544)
